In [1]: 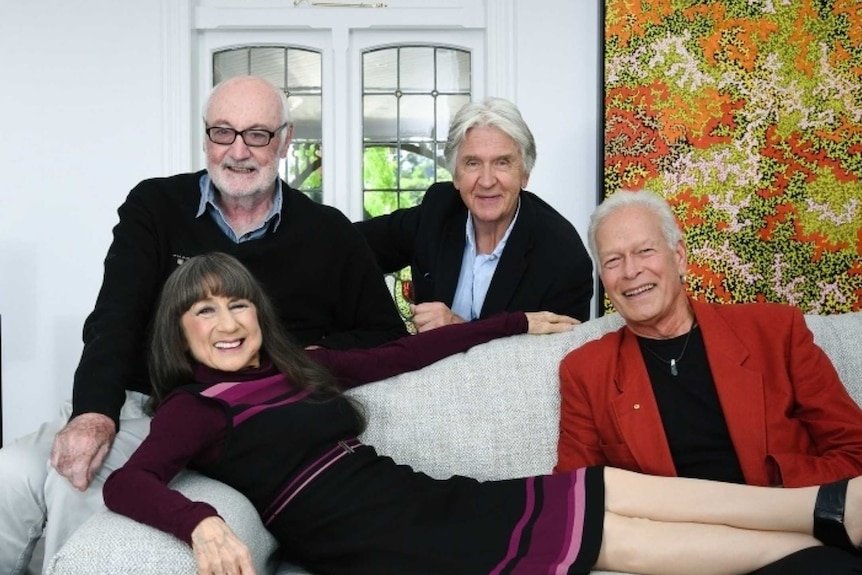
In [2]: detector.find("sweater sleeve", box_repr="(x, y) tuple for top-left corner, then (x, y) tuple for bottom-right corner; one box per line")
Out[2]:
(71, 183), (170, 427)
(311, 216), (409, 350)
(311, 312), (528, 388)
(103, 393), (225, 545)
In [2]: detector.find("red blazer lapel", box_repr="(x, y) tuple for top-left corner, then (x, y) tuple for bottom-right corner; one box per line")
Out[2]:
(695, 303), (770, 485)
(613, 330), (679, 476)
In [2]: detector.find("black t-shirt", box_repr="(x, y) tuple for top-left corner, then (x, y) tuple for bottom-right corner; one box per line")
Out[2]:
(637, 327), (746, 483)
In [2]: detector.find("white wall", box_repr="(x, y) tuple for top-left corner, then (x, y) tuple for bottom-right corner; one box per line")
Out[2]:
(0, 0), (600, 442)
(515, 0), (601, 262)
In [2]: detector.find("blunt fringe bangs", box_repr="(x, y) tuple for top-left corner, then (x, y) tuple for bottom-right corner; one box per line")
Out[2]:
(146, 253), (366, 433)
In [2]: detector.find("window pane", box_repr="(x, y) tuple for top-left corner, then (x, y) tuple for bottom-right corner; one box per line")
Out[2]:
(399, 47), (434, 92)
(399, 95), (435, 140)
(287, 142), (322, 193)
(364, 145), (397, 190)
(399, 145), (436, 193)
(291, 94), (321, 140)
(436, 48), (471, 93)
(363, 190), (400, 218)
(364, 50), (397, 91)
(213, 49), (249, 84)
(364, 95), (398, 142)
(250, 47), (286, 85)
(436, 94), (471, 142)
(288, 49), (321, 92)
(436, 142), (453, 180)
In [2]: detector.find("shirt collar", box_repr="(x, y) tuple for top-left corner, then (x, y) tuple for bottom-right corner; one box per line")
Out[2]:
(465, 197), (521, 258)
(196, 172), (284, 233)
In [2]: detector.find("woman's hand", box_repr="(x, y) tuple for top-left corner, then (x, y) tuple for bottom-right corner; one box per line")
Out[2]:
(525, 311), (579, 334)
(191, 516), (256, 575)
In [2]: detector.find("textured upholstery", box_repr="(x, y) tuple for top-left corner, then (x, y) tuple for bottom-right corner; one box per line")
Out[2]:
(46, 311), (862, 575)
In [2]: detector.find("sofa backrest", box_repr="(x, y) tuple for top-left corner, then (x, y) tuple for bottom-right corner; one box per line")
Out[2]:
(350, 310), (862, 483)
(350, 313), (625, 481)
(804, 311), (862, 403)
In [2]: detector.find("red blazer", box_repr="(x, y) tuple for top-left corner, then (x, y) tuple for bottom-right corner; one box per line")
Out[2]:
(555, 300), (862, 487)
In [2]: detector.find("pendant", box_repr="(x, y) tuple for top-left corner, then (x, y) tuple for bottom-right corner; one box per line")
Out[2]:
(670, 359), (678, 376)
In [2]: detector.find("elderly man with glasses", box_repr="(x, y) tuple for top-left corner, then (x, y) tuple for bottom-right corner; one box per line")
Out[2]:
(0, 75), (407, 574)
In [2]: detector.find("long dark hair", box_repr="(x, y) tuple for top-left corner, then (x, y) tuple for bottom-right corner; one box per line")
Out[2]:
(146, 252), (365, 429)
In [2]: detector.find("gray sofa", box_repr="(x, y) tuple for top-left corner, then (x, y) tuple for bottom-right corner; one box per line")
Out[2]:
(46, 310), (862, 575)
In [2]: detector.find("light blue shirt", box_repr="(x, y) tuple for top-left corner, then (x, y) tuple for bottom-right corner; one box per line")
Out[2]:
(197, 173), (283, 243)
(451, 201), (520, 321)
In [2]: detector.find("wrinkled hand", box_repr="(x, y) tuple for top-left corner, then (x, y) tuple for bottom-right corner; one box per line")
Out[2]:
(50, 412), (116, 491)
(525, 311), (579, 334)
(191, 517), (256, 575)
(410, 302), (466, 333)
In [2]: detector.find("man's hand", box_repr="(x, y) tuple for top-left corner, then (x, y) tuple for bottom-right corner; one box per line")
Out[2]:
(50, 412), (116, 491)
(410, 302), (466, 333)
(192, 517), (256, 575)
(525, 311), (579, 334)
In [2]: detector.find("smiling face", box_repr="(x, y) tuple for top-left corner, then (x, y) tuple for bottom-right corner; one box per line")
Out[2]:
(181, 293), (263, 372)
(204, 76), (290, 201)
(595, 205), (691, 337)
(453, 126), (527, 237)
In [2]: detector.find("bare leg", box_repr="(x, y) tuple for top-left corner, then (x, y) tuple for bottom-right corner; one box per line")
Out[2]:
(596, 511), (820, 575)
(604, 467), (862, 542)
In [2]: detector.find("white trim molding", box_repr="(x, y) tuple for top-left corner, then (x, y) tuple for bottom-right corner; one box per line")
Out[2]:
(161, 0), (194, 175)
(485, 0), (516, 101)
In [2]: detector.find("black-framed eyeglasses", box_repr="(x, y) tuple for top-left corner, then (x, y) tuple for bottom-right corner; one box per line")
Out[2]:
(205, 123), (289, 147)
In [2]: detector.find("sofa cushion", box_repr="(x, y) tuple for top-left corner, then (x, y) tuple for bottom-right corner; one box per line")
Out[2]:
(804, 311), (862, 403)
(45, 471), (282, 575)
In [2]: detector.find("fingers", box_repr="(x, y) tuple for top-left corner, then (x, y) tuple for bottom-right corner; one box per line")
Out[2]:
(411, 302), (465, 333)
(525, 311), (580, 334)
(193, 517), (257, 575)
(50, 413), (116, 491)
(86, 442), (111, 486)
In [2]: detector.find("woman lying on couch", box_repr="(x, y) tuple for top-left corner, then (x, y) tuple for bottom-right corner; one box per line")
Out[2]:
(104, 252), (862, 575)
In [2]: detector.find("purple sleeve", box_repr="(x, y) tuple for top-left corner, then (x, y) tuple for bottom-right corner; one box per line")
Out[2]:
(310, 312), (528, 388)
(103, 393), (227, 545)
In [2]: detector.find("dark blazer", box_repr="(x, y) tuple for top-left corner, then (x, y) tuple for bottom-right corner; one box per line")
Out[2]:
(355, 182), (594, 321)
(556, 300), (862, 487)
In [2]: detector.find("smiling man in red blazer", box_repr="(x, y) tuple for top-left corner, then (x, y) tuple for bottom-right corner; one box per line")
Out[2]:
(556, 190), (862, 574)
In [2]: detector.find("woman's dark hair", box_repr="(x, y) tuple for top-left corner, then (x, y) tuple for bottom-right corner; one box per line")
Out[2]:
(146, 252), (365, 429)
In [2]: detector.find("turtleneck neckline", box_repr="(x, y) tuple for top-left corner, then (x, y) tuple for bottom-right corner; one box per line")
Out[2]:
(192, 359), (277, 385)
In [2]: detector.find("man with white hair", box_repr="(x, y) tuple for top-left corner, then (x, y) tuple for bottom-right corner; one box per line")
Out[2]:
(357, 97), (593, 332)
(557, 189), (862, 573)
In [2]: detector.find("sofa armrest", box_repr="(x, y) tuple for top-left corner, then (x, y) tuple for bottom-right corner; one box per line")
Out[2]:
(46, 471), (282, 575)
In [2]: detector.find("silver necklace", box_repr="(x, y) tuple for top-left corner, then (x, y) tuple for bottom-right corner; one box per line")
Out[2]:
(641, 322), (698, 377)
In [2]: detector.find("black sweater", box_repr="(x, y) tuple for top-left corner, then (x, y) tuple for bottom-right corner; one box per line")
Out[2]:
(72, 171), (407, 427)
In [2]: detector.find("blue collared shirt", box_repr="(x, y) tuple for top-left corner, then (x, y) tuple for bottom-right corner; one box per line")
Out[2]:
(197, 173), (283, 243)
(451, 200), (520, 321)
